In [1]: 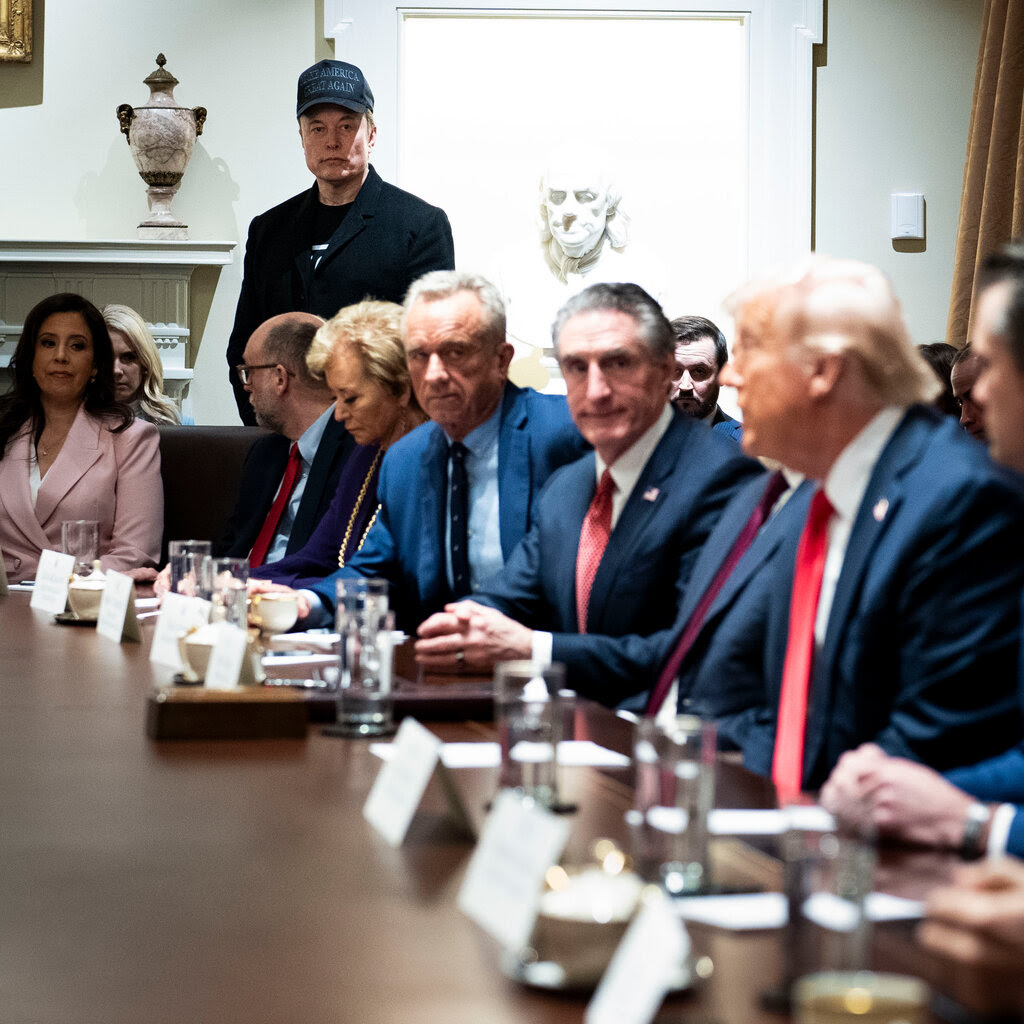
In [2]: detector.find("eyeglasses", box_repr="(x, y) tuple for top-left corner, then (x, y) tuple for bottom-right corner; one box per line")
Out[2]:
(235, 363), (294, 385)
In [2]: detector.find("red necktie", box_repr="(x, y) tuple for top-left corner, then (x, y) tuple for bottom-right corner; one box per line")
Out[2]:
(771, 488), (834, 798)
(249, 442), (302, 568)
(646, 471), (788, 716)
(575, 469), (614, 632)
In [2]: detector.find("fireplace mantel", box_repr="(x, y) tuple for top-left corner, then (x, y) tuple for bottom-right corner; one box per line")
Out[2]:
(0, 238), (236, 413)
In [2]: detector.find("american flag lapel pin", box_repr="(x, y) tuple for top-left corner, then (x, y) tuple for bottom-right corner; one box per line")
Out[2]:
(643, 487), (660, 502)
(873, 497), (889, 522)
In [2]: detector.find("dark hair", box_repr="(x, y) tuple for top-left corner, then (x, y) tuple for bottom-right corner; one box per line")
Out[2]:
(552, 282), (673, 359)
(979, 240), (1024, 372)
(0, 293), (133, 459)
(916, 342), (958, 417)
(669, 315), (728, 369)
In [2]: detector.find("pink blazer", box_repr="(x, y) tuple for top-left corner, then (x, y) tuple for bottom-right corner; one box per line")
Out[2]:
(0, 407), (163, 582)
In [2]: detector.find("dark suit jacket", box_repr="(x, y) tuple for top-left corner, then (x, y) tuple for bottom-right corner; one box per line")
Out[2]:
(614, 474), (812, 723)
(226, 166), (455, 421)
(731, 406), (1024, 791)
(711, 406), (743, 443)
(215, 416), (354, 559)
(944, 596), (1024, 858)
(249, 442), (381, 589)
(473, 410), (763, 705)
(310, 383), (588, 630)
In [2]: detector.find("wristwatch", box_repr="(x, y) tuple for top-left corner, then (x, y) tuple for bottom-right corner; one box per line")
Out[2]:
(959, 801), (992, 860)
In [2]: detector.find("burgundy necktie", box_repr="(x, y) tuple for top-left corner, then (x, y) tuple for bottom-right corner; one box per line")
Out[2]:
(646, 471), (788, 716)
(771, 487), (834, 798)
(575, 469), (615, 633)
(249, 442), (302, 568)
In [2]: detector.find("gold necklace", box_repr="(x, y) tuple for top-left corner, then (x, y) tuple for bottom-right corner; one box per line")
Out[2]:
(337, 447), (383, 568)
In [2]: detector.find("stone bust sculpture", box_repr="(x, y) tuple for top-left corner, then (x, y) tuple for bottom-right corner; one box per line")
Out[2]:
(539, 153), (629, 282)
(488, 146), (664, 392)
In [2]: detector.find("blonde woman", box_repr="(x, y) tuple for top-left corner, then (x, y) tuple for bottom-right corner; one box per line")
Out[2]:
(102, 304), (181, 425)
(249, 299), (426, 587)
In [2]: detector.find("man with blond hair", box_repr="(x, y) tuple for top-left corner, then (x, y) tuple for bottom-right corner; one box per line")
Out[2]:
(716, 255), (1024, 795)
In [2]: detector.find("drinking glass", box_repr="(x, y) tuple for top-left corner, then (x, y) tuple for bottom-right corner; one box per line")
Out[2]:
(794, 971), (928, 1024)
(168, 539), (212, 598)
(61, 520), (99, 577)
(330, 609), (396, 737)
(493, 660), (568, 810)
(205, 557), (249, 628)
(335, 576), (389, 634)
(629, 715), (717, 895)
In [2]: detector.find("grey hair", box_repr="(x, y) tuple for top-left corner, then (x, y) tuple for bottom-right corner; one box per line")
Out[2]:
(402, 270), (506, 349)
(551, 282), (674, 360)
(726, 256), (940, 406)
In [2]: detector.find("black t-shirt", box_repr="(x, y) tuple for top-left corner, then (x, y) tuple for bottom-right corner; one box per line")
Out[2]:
(310, 201), (353, 270)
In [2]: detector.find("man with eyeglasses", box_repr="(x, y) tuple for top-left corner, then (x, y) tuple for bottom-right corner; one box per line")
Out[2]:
(295, 271), (587, 630)
(413, 282), (761, 704)
(217, 312), (353, 562)
(669, 315), (743, 442)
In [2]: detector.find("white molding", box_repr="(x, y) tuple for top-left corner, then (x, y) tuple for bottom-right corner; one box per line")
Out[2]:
(0, 240), (235, 266)
(344, 1), (822, 278)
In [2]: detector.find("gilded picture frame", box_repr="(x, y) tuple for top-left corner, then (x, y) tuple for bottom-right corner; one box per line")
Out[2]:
(0, 0), (32, 62)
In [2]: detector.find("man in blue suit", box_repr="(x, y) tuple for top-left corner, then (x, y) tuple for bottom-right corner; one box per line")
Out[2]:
(300, 272), (587, 631)
(714, 255), (1024, 795)
(669, 315), (743, 442)
(821, 240), (1024, 859)
(414, 283), (761, 704)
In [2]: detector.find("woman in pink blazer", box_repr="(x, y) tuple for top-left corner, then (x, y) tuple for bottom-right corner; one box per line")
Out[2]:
(0, 293), (163, 582)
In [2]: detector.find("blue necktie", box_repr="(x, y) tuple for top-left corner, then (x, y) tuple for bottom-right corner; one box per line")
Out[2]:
(449, 441), (471, 597)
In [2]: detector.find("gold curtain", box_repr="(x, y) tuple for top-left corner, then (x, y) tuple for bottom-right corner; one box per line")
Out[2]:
(946, 0), (1024, 345)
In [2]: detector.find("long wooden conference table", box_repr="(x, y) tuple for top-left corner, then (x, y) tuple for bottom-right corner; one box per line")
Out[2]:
(0, 591), (1010, 1023)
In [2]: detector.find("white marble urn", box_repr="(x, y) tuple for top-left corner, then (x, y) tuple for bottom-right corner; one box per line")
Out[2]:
(117, 54), (207, 240)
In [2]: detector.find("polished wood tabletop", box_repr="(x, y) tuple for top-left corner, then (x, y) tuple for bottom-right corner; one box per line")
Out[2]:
(0, 591), (1000, 1024)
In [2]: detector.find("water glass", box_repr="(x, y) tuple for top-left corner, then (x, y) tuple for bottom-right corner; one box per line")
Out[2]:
(61, 520), (99, 576)
(335, 577), (389, 632)
(205, 557), (249, 628)
(794, 971), (928, 1024)
(629, 715), (717, 895)
(168, 539), (212, 598)
(332, 609), (396, 736)
(493, 661), (568, 809)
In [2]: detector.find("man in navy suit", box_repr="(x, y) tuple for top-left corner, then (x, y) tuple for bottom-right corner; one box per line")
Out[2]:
(300, 272), (587, 631)
(414, 283), (761, 703)
(218, 312), (353, 560)
(821, 240), (1024, 859)
(226, 59), (454, 423)
(669, 315), (743, 442)
(715, 255), (1024, 794)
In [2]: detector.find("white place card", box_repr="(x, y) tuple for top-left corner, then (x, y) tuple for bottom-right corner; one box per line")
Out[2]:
(150, 592), (211, 670)
(96, 571), (141, 643)
(672, 890), (924, 931)
(369, 739), (631, 770)
(204, 622), (258, 690)
(587, 891), (690, 1024)
(30, 549), (75, 614)
(0, 542), (8, 597)
(363, 718), (444, 847)
(458, 789), (571, 953)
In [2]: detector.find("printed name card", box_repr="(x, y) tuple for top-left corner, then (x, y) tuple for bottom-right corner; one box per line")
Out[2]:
(30, 549), (75, 614)
(150, 592), (211, 670)
(363, 718), (444, 847)
(586, 892), (690, 1024)
(457, 789), (571, 953)
(204, 622), (259, 690)
(97, 571), (141, 643)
